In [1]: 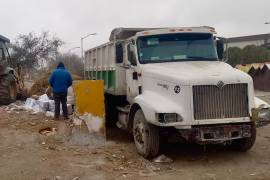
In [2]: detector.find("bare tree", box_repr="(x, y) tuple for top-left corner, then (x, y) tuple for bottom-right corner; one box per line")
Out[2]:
(11, 31), (63, 70)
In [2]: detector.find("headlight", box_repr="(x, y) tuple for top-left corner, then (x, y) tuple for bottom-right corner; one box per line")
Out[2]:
(252, 108), (270, 127)
(156, 113), (183, 123)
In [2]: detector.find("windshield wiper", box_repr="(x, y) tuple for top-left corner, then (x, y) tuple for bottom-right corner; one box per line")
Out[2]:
(186, 56), (209, 59)
(186, 56), (217, 61)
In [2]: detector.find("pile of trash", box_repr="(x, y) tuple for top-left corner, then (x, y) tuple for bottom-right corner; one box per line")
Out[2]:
(24, 93), (74, 117)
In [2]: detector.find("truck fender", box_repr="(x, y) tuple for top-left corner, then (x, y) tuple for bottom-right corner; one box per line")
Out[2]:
(129, 90), (185, 127)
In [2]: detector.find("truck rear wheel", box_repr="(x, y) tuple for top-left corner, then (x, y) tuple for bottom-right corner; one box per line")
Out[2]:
(0, 74), (17, 105)
(133, 109), (160, 158)
(230, 123), (256, 151)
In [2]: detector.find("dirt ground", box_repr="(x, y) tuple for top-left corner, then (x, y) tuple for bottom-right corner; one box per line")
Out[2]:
(1, 94), (270, 180)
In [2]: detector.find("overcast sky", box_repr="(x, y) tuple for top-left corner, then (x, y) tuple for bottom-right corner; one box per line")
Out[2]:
(1, 0), (270, 53)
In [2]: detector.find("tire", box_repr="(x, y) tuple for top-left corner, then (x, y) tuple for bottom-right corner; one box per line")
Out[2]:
(133, 109), (160, 158)
(229, 123), (256, 151)
(0, 74), (17, 105)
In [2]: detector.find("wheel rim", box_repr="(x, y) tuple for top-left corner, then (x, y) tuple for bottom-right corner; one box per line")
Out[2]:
(134, 118), (146, 150)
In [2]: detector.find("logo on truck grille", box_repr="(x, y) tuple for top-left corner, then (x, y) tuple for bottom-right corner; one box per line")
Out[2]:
(174, 85), (181, 94)
(216, 81), (225, 89)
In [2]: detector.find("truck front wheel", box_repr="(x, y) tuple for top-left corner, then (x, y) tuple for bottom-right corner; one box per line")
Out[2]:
(133, 109), (160, 158)
(230, 123), (256, 151)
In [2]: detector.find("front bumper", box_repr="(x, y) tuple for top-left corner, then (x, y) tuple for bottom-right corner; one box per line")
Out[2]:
(180, 124), (253, 144)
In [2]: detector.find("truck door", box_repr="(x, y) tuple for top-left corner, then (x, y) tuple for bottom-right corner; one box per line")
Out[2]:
(126, 43), (140, 103)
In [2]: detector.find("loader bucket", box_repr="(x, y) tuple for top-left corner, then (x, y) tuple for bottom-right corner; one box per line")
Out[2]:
(72, 80), (106, 140)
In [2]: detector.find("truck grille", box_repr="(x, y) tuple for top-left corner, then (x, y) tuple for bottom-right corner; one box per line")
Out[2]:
(193, 83), (249, 120)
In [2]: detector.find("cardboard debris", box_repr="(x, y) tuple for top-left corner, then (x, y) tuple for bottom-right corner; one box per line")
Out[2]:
(24, 94), (74, 115)
(153, 154), (173, 163)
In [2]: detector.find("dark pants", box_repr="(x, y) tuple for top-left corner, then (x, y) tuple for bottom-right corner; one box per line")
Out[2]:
(53, 92), (68, 119)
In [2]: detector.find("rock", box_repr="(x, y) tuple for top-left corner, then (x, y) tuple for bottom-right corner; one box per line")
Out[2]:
(138, 170), (156, 177)
(147, 165), (161, 172)
(30, 111), (39, 115)
(39, 127), (57, 136)
(45, 111), (54, 117)
(47, 146), (56, 150)
(91, 151), (98, 154)
(29, 122), (37, 126)
(153, 154), (173, 163)
(71, 177), (79, 180)
(55, 176), (61, 180)
(202, 173), (217, 180)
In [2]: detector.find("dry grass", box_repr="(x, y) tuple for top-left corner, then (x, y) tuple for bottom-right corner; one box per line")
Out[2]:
(29, 73), (82, 96)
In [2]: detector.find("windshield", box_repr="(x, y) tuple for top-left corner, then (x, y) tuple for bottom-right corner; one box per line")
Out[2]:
(137, 33), (218, 64)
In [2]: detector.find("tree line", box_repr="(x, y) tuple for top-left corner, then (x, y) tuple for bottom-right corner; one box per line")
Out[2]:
(226, 45), (270, 67)
(9, 31), (270, 76)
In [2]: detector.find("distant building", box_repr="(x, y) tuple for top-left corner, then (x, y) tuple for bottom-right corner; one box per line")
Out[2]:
(227, 33), (270, 48)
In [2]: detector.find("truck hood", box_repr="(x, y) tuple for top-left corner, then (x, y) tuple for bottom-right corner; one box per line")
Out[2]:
(141, 61), (252, 85)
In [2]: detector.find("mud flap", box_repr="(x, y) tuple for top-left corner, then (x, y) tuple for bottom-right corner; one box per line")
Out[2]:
(72, 80), (106, 141)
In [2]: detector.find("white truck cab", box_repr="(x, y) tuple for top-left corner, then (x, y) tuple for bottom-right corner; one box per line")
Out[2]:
(85, 27), (257, 158)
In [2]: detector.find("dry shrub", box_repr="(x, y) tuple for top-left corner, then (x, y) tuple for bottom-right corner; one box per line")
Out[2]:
(29, 73), (82, 96)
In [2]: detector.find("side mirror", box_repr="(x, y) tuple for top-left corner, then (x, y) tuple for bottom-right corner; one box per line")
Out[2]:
(216, 39), (224, 60)
(128, 44), (137, 66)
(115, 43), (124, 63)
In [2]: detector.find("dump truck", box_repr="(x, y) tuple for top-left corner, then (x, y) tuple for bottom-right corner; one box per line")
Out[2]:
(85, 27), (260, 158)
(0, 35), (23, 104)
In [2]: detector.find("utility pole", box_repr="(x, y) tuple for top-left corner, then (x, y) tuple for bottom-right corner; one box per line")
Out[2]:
(80, 33), (97, 79)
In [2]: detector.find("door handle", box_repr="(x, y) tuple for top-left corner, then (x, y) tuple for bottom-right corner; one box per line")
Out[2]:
(122, 64), (131, 69)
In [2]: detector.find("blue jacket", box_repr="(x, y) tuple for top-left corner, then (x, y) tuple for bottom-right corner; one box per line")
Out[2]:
(49, 62), (72, 93)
